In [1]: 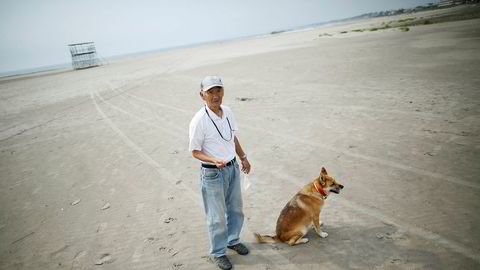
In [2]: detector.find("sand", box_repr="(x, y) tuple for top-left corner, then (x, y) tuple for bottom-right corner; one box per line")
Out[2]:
(1, 7), (480, 270)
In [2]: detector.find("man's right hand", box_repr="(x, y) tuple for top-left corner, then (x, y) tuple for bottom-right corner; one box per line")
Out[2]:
(214, 159), (227, 168)
(192, 150), (226, 168)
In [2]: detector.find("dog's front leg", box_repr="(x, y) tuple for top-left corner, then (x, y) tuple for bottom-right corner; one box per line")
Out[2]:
(313, 216), (328, 238)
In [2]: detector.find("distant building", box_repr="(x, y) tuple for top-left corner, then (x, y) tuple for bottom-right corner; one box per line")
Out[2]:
(68, 42), (100, 70)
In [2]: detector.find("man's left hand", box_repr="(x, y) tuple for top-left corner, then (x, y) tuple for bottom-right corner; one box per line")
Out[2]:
(241, 158), (251, 174)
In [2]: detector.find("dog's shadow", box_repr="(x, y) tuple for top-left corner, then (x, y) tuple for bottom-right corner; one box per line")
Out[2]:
(229, 223), (452, 269)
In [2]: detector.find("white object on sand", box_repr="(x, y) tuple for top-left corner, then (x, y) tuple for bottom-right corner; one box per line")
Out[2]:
(101, 202), (111, 210)
(71, 199), (81, 206)
(243, 173), (251, 191)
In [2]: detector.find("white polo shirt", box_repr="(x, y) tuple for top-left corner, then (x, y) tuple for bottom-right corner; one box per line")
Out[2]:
(189, 105), (238, 164)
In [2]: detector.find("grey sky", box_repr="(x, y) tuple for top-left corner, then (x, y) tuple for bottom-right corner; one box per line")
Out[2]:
(0, 0), (434, 73)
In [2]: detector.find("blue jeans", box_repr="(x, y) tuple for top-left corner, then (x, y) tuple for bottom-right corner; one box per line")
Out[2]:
(200, 160), (244, 257)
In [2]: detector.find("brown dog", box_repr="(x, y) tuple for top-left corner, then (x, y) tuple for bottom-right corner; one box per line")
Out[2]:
(254, 167), (344, 246)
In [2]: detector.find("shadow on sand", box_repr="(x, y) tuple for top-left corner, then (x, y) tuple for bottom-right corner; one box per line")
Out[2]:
(230, 223), (478, 269)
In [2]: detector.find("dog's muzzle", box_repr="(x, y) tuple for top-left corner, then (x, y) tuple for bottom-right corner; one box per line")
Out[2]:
(330, 184), (344, 194)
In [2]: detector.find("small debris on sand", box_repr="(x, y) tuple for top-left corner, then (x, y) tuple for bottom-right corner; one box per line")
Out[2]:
(94, 253), (114, 265)
(101, 202), (111, 210)
(236, 97), (254, 102)
(71, 199), (81, 206)
(164, 217), (176, 223)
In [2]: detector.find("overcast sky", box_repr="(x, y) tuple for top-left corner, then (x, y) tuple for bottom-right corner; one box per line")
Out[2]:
(0, 0), (434, 74)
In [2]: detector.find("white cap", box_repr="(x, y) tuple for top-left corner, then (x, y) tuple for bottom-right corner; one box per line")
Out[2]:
(200, 76), (223, 92)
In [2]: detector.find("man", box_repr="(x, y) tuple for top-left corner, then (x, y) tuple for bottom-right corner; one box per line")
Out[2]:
(189, 75), (251, 270)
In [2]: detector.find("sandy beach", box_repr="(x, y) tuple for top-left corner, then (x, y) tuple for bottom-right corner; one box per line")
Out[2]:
(1, 6), (480, 270)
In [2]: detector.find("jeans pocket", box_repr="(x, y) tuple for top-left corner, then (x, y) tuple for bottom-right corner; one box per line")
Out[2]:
(202, 168), (220, 180)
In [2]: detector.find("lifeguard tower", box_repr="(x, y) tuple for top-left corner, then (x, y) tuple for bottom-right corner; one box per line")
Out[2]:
(68, 42), (100, 70)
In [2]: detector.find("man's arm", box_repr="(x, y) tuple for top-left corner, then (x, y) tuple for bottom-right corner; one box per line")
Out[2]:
(192, 150), (227, 168)
(234, 136), (251, 174)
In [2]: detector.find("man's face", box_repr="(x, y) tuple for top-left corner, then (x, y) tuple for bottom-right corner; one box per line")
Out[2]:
(201, 86), (224, 109)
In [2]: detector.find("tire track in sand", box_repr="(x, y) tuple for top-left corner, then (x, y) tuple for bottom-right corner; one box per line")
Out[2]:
(91, 90), (303, 270)
(115, 90), (480, 263)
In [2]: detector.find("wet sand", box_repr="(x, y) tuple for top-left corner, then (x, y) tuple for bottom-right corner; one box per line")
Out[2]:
(1, 7), (480, 270)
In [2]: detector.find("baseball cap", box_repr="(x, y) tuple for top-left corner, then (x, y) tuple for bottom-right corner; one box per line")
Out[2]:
(200, 75), (223, 92)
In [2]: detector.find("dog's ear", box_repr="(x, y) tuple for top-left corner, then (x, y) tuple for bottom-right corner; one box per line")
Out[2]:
(320, 167), (328, 176)
(319, 175), (326, 186)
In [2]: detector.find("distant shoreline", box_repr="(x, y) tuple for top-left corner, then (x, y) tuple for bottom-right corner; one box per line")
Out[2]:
(2, 4), (479, 81)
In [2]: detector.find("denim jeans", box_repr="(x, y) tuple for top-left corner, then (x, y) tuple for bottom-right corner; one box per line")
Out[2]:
(200, 160), (244, 257)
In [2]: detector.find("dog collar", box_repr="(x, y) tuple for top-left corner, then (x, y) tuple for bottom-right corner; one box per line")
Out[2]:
(313, 182), (328, 198)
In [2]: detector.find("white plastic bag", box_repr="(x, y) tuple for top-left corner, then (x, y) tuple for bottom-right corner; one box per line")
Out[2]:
(243, 173), (251, 191)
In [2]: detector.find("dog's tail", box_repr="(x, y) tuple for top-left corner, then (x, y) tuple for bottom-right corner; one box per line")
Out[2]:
(254, 233), (280, 244)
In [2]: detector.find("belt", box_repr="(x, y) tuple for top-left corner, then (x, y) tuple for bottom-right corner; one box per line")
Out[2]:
(201, 157), (236, 169)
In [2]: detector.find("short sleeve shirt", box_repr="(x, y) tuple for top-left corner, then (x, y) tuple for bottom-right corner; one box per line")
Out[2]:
(189, 105), (238, 164)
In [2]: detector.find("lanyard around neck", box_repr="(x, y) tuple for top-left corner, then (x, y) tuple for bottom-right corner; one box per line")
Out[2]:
(205, 106), (233, 142)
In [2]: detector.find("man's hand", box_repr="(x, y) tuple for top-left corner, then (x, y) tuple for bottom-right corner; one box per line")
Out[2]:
(192, 150), (226, 168)
(214, 159), (227, 168)
(241, 158), (251, 174)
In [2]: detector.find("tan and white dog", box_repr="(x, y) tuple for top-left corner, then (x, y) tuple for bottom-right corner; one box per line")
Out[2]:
(254, 167), (344, 246)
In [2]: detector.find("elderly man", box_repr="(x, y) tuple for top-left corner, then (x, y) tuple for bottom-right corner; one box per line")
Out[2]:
(189, 76), (251, 270)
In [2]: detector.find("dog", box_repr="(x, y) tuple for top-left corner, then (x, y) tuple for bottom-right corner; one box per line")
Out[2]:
(254, 167), (344, 246)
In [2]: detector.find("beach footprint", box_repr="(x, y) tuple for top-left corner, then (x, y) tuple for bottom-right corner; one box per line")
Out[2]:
(172, 262), (183, 269)
(72, 250), (87, 269)
(95, 253), (114, 265)
(164, 217), (176, 223)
